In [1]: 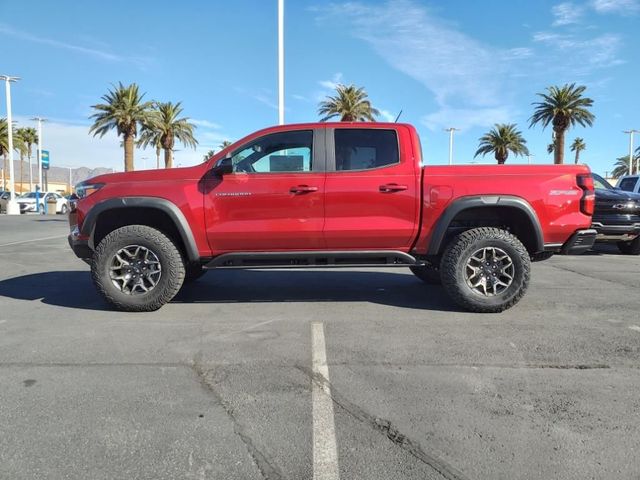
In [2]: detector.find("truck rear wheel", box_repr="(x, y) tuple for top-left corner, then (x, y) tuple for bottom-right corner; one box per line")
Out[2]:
(440, 227), (530, 313)
(409, 265), (441, 284)
(617, 237), (640, 255)
(91, 225), (185, 312)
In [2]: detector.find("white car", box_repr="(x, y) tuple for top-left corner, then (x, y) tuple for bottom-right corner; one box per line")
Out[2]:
(17, 192), (69, 214)
(617, 175), (640, 194)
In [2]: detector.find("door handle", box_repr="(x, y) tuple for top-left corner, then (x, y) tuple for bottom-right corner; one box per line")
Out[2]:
(379, 183), (408, 193)
(290, 185), (319, 194)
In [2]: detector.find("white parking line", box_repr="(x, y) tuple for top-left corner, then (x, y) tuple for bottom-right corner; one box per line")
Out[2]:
(629, 325), (640, 332)
(311, 322), (340, 480)
(0, 234), (67, 248)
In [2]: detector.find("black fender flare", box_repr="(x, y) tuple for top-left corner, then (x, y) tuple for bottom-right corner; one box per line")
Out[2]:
(426, 195), (544, 255)
(81, 197), (200, 262)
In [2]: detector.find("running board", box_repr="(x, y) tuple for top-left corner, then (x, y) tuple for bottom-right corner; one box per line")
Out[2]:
(204, 250), (420, 269)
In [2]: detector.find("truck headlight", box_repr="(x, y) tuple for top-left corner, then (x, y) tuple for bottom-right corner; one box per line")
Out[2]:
(75, 183), (104, 199)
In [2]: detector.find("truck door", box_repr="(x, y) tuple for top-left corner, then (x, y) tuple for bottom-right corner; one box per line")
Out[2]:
(323, 127), (420, 250)
(204, 128), (327, 252)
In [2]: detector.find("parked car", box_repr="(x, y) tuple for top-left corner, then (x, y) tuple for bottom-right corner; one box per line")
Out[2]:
(616, 174), (640, 194)
(68, 122), (596, 313)
(592, 173), (640, 254)
(17, 191), (69, 214)
(0, 190), (11, 213)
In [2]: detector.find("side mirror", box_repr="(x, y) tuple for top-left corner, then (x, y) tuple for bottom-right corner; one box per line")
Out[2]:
(212, 157), (233, 176)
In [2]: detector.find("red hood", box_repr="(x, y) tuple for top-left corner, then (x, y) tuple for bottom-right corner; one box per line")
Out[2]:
(84, 163), (208, 185)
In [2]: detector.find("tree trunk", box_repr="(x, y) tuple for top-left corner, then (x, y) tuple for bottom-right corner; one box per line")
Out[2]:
(164, 148), (173, 169)
(19, 154), (23, 193)
(123, 134), (135, 172)
(156, 146), (161, 169)
(28, 151), (33, 191)
(553, 128), (565, 165)
(495, 152), (507, 165)
(574, 150), (580, 164)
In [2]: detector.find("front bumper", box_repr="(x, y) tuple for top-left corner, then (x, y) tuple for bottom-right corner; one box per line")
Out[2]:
(560, 229), (597, 255)
(68, 226), (93, 260)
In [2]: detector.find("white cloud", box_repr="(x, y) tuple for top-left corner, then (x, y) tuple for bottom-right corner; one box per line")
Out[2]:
(314, 1), (517, 130)
(552, 2), (584, 25)
(379, 109), (397, 122)
(591, 0), (640, 14)
(422, 106), (512, 132)
(0, 24), (153, 68)
(318, 72), (344, 90)
(532, 31), (624, 71)
(191, 119), (221, 129)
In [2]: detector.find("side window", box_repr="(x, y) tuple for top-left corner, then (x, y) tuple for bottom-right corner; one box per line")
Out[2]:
(334, 129), (399, 171)
(230, 130), (313, 173)
(618, 177), (638, 192)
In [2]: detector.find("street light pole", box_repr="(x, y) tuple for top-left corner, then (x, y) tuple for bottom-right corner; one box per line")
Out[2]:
(31, 116), (46, 190)
(527, 153), (535, 164)
(444, 127), (459, 165)
(1, 75), (20, 214)
(623, 130), (639, 175)
(278, 0), (284, 125)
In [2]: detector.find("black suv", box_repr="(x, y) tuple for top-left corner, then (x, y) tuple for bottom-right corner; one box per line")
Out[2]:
(592, 173), (640, 254)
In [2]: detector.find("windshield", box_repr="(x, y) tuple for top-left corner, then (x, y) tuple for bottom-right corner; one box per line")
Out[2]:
(18, 192), (38, 199)
(592, 173), (613, 190)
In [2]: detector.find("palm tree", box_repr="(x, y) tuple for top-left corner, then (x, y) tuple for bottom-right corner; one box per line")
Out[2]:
(137, 121), (163, 169)
(547, 143), (555, 155)
(153, 102), (198, 168)
(17, 127), (37, 191)
(203, 150), (215, 161)
(0, 118), (9, 191)
(529, 83), (595, 165)
(89, 82), (156, 172)
(611, 155), (638, 178)
(318, 84), (380, 122)
(570, 138), (586, 164)
(14, 128), (28, 193)
(219, 140), (233, 151)
(474, 124), (529, 165)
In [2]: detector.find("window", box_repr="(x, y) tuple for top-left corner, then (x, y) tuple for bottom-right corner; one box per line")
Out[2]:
(230, 130), (313, 173)
(618, 177), (638, 192)
(334, 129), (399, 171)
(592, 173), (612, 190)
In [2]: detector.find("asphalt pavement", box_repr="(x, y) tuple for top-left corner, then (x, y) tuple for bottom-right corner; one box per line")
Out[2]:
(0, 215), (639, 480)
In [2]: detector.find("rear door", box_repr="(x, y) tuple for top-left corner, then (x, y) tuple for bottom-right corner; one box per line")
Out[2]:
(322, 126), (420, 250)
(204, 128), (327, 252)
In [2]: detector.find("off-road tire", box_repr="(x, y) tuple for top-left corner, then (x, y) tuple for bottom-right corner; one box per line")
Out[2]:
(409, 265), (441, 284)
(617, 237), (640, 255)
(440, 227), (530, 313)
(184, 262), (207, 283)
(92, 225), (185, 312)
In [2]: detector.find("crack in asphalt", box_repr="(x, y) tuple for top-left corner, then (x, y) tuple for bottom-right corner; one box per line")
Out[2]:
(546, 263), (638, 289)
(191, 355), (286, 480)
(296, 365), (473, 480)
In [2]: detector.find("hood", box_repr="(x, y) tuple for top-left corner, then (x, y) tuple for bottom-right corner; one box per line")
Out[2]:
(594, 187), (640, 201)
(83, 164), (207, 186)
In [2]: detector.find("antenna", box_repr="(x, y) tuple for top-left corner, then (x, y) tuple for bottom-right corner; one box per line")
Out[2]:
(394, 109), (403, 123)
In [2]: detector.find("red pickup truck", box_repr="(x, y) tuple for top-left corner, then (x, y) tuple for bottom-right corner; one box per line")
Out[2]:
(69, 122), (596, 313)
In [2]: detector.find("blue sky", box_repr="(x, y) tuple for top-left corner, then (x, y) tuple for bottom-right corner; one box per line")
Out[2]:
(0, 0), (638, 175)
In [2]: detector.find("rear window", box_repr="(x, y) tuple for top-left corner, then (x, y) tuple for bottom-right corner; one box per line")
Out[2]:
(618, 177), (638, 192)
(334, 129), (399, 171)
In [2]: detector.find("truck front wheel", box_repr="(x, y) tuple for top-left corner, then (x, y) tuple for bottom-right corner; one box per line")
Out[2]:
(91, 225), (186, 312)
(440, 227), (530, 313)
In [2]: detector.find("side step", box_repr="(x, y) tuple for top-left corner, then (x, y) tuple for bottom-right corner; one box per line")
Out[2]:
(204, 250), (421, 269)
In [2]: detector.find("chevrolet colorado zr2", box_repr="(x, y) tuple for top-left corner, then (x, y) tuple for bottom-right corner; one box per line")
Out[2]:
(68, 123), (596, 313)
